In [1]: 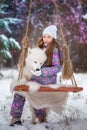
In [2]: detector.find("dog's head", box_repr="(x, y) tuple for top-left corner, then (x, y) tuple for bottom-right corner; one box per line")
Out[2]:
(25, 47), (47, 76)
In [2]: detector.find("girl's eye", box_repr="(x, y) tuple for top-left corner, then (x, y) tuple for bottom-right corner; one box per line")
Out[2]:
(34, 61), (37, 63)
(43, 36), (46, 38)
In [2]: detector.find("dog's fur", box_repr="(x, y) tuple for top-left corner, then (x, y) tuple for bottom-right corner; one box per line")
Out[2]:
(10, 47), (47, 123)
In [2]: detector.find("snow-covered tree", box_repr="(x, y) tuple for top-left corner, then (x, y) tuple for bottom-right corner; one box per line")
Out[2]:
(0, 34), (21, 66)
(0, 3), (21, 76)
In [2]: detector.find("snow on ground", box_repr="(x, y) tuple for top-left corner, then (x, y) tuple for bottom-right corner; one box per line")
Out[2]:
(0, 69), (87, 130)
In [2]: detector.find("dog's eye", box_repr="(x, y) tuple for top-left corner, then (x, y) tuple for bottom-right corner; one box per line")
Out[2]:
(40, 63), (42, 65)
(34, 61), (37, 63)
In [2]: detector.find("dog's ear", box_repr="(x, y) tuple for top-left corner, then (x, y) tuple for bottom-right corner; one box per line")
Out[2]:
(28, 47), (32, 54)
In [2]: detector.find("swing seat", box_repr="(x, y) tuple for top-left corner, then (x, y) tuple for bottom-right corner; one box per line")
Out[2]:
(14, 84), (83, 93)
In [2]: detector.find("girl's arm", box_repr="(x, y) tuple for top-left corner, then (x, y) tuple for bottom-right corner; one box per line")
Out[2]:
(41, 49), (62, 77)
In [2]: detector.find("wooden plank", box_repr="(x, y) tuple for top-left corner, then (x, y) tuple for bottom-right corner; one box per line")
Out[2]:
(14, 85), (83, 92)
(38, 86), (83, 92)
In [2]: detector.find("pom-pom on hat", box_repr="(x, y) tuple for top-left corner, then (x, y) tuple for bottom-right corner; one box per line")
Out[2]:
(43, 25), (57, 39)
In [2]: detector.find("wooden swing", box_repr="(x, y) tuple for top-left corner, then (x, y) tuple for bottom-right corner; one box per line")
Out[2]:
(14, 0), (83, 93)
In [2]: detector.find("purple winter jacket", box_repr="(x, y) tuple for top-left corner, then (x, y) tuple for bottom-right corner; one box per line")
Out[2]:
(31, 48), (61, 85)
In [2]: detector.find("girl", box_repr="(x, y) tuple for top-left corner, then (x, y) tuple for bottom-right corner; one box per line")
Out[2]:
(10, 25), (63, 126)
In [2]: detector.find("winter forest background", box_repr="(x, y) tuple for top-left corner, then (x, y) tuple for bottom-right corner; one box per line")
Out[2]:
(0, 0), (87, 129)
(0, 0), (87, 75)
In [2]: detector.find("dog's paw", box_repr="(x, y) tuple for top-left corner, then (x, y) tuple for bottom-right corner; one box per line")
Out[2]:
(10, 79), (21, 93)
(31, 70), (41, 76)
(26, 81), (41, 92)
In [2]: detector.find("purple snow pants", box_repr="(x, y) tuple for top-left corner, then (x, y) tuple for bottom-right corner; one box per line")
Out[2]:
(10, 93), (46, 119)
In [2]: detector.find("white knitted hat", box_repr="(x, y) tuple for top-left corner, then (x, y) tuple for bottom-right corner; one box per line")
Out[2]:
(43, 25), (57, 39)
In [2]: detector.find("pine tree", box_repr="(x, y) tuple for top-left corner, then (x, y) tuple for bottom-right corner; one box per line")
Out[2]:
(0, 3), (21, 76)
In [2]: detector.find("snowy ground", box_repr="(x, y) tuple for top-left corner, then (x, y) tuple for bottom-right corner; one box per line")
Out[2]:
(0, 68), (87, 130)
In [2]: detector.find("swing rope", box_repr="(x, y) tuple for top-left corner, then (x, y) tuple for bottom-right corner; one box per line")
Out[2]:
(18, 0), (32, 80)
(14, 0), (83, 93)
(53, 0), (77, 86)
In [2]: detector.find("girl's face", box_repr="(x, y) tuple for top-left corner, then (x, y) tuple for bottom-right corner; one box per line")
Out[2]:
(43, 34), (53, 46)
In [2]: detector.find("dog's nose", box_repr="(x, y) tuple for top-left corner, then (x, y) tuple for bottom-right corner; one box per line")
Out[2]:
(36, 69), (40, 71)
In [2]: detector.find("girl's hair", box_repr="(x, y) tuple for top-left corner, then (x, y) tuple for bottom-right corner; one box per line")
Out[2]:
(36, 37), (63, 66)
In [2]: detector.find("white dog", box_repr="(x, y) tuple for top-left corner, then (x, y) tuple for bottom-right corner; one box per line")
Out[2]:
(19, 47), (47, 84)
(10, 47), (48, 123)
(10, 47), (47, 91)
